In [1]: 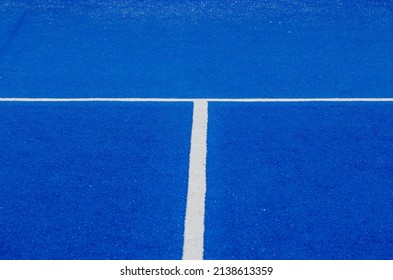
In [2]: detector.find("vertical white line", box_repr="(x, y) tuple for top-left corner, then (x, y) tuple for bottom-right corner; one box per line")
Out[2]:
(183, 100), (208, 260)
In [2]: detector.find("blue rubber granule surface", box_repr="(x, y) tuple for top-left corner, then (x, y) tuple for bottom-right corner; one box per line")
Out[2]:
(205, 103), (393, 259)
(0, 103), (192, 260)
(1, 0), (393, 98)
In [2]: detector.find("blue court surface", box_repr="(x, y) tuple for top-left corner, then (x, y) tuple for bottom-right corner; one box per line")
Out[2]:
(1, 1), (393, 260)
(0, 103), (192, 259)
(205, 103), (393, 259)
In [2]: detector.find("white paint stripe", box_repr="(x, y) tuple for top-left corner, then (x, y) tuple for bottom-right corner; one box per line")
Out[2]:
(1, 97), (393, 102)
(0, 98), (193, 102)
(183, 101), (208, 260)
(202, 98), (393, 102)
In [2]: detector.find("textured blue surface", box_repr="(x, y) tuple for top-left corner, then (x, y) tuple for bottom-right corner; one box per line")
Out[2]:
(205, 103), (393, 259)
(0, 103), (192, 259)
(1, 0), (393, 261)
(1, 0), (393, 98)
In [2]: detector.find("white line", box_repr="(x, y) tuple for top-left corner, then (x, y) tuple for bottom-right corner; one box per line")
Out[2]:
(0, 98), (193, 102)
(204, 98), (393, 102)
(1, 97), (393, 102)
(183, 100), (208, 260)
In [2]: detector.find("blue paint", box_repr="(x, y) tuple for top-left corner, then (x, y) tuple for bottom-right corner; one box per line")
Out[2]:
(0, 11), (27, 57)
(1, 0), (393, 98)
(0, 103), (192, 259)
(205, 103), (393, 259)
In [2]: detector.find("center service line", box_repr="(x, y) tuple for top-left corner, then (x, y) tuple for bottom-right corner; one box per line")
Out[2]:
(183, 100), (208, 260)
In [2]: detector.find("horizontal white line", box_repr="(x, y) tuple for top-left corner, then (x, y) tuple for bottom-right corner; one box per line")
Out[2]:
(1, 98), (393, 102)
(0, 98), (192, 102)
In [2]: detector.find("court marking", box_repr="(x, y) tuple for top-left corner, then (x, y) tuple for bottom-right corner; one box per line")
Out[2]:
(1, 97), (393, 102)
(183, 101), (208, 260)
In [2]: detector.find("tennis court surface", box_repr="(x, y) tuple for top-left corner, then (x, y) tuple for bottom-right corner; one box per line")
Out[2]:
(1, 1), (393, 260)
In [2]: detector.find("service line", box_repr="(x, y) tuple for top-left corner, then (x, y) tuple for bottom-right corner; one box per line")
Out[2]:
(1, 97), (393, 103)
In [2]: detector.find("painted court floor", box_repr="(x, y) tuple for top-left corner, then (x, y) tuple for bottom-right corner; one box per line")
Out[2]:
(1, 1), (393, 260)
